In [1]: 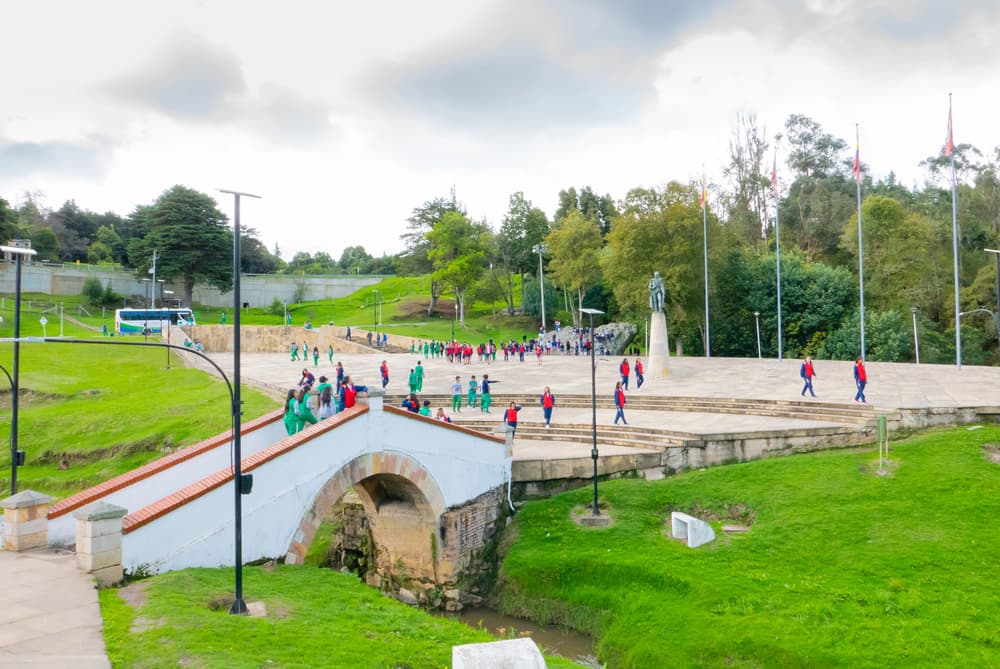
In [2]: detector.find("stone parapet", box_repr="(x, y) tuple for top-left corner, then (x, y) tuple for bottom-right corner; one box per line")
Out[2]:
(2, 490), (52, 551)
(74, 502), (127, 587)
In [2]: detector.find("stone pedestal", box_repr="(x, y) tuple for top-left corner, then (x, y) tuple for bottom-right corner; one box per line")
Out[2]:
(2, 490), (52, 551)
(74, 502), (127, 587)
(647, 311), (670, 379)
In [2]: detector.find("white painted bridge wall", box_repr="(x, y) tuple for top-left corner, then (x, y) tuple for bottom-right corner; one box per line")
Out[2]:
(122, 406), (509, 574)
(48, 419), (288, 546)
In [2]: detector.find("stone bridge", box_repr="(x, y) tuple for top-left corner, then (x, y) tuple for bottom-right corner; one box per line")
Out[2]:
(39, 393), (512, 602)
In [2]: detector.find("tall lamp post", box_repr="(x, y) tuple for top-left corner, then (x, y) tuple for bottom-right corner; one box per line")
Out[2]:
(218, 189), (261, 616)
(580, 307), (604, 516)
(911, 307), (920, 365)
(2, 245), (37, 495)
(142, 278), (152, 342)
(753, 311), (762, 359)
(372, 290), (380, 346)
(533, 244), (547, 332)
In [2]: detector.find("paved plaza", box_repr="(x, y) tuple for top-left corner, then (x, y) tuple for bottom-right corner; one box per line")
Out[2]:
(220, 349), (1000, 413)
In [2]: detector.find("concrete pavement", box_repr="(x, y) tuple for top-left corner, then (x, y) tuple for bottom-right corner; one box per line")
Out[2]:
(0, 548), (110, 668)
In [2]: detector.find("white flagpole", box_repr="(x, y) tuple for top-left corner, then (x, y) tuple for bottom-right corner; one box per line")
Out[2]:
(949, 93), (961, 369)
(856, 124), (866, 362)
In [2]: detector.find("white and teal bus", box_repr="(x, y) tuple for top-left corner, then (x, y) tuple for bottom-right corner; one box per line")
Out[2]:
(115, 308), (196, 335)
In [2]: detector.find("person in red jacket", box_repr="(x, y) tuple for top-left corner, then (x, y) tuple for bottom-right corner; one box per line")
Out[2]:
(540, 386), (555, 428)
(635, 358), (644, 389)
(619, 358), (631, 390)
(853, 357), (867, 403)
(339, 376), (368, 409)
(613, 381), (627, 425)
(503, 401), (523, 436)
(380, 360), (389, 389)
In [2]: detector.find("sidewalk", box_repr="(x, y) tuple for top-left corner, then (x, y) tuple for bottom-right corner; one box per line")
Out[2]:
(0, 548), (110, 668)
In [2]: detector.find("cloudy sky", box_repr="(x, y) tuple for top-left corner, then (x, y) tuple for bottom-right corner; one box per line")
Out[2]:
(2, 0), (997, 260)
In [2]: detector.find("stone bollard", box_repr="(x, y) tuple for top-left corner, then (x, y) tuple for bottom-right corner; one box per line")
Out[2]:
(73, 502), (127, 587)
(2, 490), (52, 551)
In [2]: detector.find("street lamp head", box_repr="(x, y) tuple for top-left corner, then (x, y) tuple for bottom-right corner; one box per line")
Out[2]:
(911, 306), (918, 314)
(0, 246), (37, 258)
(753, 311), (760, 317)
(579, 307), (604, 316)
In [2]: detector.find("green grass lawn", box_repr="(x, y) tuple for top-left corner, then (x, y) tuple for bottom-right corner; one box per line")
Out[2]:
(205, 275), (570, 345)
(100, 565), (585, 668)
(0, 340), (275, 498)
(497, 426), (1000, 668)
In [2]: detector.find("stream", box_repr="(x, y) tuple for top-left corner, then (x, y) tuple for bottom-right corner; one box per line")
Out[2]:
(443, 606), (600, 667)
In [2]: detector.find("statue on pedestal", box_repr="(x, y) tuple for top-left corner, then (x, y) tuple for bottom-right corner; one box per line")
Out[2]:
(648, 271), (665, 313)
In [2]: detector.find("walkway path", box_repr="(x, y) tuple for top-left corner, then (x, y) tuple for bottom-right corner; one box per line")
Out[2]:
(0, 548), (109, 668)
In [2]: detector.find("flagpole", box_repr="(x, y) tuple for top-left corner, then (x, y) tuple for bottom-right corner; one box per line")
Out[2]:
(949, 93), (961, 369)
(701, 168), (710, 358)
(856, 124), (866, 362)
(773, 151), (783, 362)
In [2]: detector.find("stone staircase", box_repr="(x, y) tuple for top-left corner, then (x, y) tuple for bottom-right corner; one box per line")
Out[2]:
(452, 418), (699, 450)
(385, 393), (881, 425)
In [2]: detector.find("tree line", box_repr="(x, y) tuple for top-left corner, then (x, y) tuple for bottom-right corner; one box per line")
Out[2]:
(2, 111), (997, 363)
(401, 113), (1000, 364)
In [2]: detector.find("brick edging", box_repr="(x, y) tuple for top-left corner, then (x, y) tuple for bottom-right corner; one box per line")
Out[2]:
(383, 405), (506, 443)
(48, 410), (284, 520)
(122, 405), (369, 534)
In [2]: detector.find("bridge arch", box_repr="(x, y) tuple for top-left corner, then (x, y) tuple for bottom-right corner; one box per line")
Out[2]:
(285, 451), (448, 582)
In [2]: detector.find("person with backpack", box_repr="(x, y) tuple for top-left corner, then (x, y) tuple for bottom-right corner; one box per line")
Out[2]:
(613, 381), (627, 425)
(853, 357), (867, 403)
(635, 358), (644, 389)
(800, 356), (817, 397)
(619, 358), (631, 390)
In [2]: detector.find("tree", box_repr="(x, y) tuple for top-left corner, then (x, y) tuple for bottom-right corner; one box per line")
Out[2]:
(28, 227), (59, 260)
(495, 192), (550, 314)
(339, 245), (373, 273)
(426, 211), (490, 326)
(603, 182), (714, 349)
(722, 112), (770, 249)
(545, 211), (603, 326)
(784, 114), (849, 180)
(241, 233), (283, 274)
(400, 190), (464, 315)
(128, 185), (232, 306)
(95, 225), (125, 263)
(554, 186), (617, 232)
(0, 196), (20, 242)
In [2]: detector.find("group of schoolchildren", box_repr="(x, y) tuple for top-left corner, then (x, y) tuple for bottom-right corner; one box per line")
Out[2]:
(290, 342), (334, 366)
(283, 364), (368, 435)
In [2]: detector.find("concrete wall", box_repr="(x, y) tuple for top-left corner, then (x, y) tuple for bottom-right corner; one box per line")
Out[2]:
(192, 275), (381, 307)
(121, 402), (509, 574)
(0, 262), (381, 307)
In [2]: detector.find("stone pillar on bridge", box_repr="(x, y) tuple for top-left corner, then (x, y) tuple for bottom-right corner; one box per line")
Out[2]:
(2, 490), (52, 551)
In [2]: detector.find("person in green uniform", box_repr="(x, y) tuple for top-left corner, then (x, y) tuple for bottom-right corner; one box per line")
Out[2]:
(451, 376), (463, 412)
(415, 361), (425, 392)
(467, 375), (478, 408)
(295, 387), (318, 432)
(282, 389), (298, 435)
(408, 368), (418, 394)
(411, 341), (415, 354)
(481, 374), (495, 413)
(290, 343), (299, 361)
(312, 346), (319, 366)
(423, 341), (430, 358)
(419, 400), (432, 417)
(327, 344), (334, 364)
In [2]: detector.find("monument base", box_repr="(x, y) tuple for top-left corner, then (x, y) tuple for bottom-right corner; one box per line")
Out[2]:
(648, 311), (669, 379)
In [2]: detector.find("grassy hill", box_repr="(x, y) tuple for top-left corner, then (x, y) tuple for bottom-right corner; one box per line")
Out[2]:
(497, 425), (1000, 667)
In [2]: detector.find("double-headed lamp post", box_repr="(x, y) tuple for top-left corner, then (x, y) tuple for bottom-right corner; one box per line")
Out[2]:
(533, 244), (547, 331)
(580, 307), (604, 516)
(2, 245), (37, 495)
